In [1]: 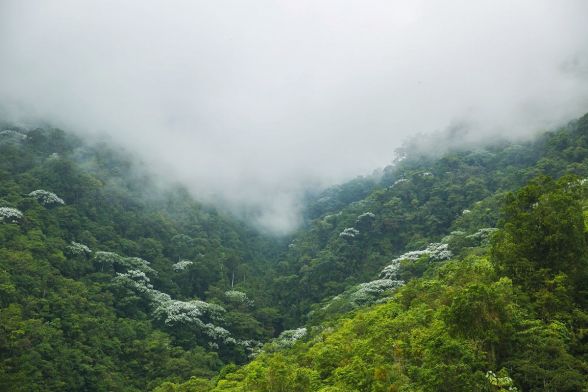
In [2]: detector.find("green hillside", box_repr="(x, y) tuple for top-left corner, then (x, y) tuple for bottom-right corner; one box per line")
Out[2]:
(0, 128), (282, 390)
(2, 113), (588, 391)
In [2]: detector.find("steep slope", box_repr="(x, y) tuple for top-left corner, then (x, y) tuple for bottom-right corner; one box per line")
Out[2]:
(156, 114), (588, 390)
(269, 114), (588, 326)
(0, 127), (283, 391)
(165, 172), (588, 392)
(2, 113), (588, 391)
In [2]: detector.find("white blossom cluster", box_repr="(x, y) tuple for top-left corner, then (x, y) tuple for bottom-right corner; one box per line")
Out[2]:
(319, 242), (456, 318)
(112, 267), (231, 342)
(124, 257), (156, 275)
(318, 260), (407, 314)
(274, 327), (307, 348)
(356, 212), (375, 223)
(339, 227), (360, 238)
(392, 178), (409, 186)
(153, 300), (206, 325)
(0, 207), (23, 223)
(425, 243), (452, 261)
(116, 269), (152, 286)
(112, 270), (155, 297)
(349, 279), (404, 306)
(380, 260), (402, 280)
(114, 271), (235, 345)
(94, 251), (124, 267)
(152, 298), (237, 344)
(462, 209), (471, 215)
(465, 228), (498, 245)
(380, 242), (452, 281)
(321, 242), (460, 316)
(108, 254), (262, 349)
(225, 290), (253, 306)
(119, 271), (240, 348)
(389, 243), (452, 265)
(172, 260), (193, 271)
(28, 190), (65, 206)
(320, 243), (453, 313)
(66, 241), (92, 256)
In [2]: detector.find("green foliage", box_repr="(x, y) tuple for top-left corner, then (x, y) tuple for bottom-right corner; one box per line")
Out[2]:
(4, 113), (588, 390)
(0, 128), (280, 390)
(491, 175), (588, 321)
(202, 253), (588, 391)
(271, 114), (588, 326)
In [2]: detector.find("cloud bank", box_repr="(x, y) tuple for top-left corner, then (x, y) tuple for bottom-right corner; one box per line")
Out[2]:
(1, 0), (588, 233)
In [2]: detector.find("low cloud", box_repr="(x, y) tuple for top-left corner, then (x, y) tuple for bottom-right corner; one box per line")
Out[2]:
(1, 1), (588, 233)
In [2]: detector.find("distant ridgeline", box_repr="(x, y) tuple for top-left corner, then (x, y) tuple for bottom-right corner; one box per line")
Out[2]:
(1, 112), (588, 391)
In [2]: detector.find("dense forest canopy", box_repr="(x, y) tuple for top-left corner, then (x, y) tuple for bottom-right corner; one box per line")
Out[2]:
(1, 112), (588, 391)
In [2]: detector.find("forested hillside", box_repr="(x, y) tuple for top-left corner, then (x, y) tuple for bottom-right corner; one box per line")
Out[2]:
(189, 175), (588, 391)
(0, 127), (284, 390)
(2, 113), (588, 391)
(270, 113), (588, 327)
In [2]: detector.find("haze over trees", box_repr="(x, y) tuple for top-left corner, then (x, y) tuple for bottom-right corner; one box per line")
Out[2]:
(0, 113), (587, 390)
(1, 1), (588, 390)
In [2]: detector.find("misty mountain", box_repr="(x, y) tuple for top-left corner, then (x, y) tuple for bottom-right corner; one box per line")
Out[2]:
(2, 113), (588, 390)
(2, 1), (588, 233)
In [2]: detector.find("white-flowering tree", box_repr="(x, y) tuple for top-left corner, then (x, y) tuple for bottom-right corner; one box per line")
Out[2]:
(380, 261), (402, 280)
(425, 243), (452, 261)
(0, 207), (23, 223)
(349, 279), (404, 306)
(113, 269), (154, 292)
(66, 241), (92, 257)
(152, 298), (234, 344)
(273, 327), (307, 349)
(339, 227), (360, 239)
(385, 243), (452, 266)
(466, 228), (498, 245)
(28, 190), (65, 206)
(105, 251), (250, 349)
(172, 260), (193, 271)
(356, 212), (375, 221)
(153, 300), (206, 326)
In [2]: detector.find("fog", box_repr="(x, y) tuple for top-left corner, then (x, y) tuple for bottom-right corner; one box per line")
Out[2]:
(1, 1), (588, 233)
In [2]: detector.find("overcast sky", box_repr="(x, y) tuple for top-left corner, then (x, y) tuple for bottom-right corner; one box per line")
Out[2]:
(1, 1), (588, 233)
